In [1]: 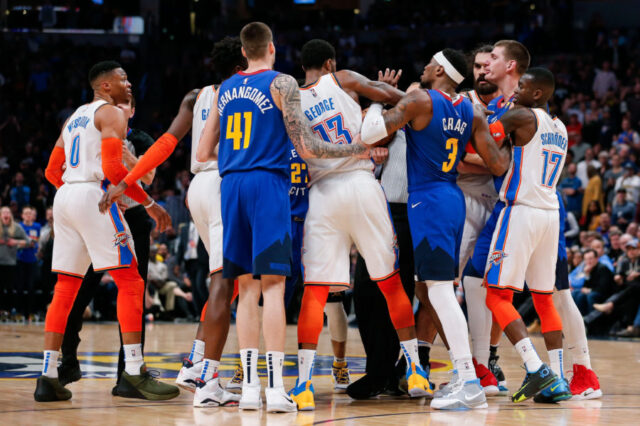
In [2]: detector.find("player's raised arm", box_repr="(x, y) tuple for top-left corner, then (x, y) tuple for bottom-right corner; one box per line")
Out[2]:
(271, 73), (368, 159)
(195, 90), (220, 163)
(335, 69), (405, 105)
(469, 104), (512, 176)
(360, 89), (430, 145)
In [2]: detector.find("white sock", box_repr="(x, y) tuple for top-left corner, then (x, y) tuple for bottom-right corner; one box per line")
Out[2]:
(554, 289), (592, 369)
(325, 301), (348, 343)
(190, 339), (205, 363)
(266, 351), (285, 388)
(124, 343), (144, 375)
(297, 349), (316, 383)
(241, 348), (259, 386)
(418, 340), (432, 348)
(454, 356), (476, 382)
(200, 358), (220, 382)
(400, 338), (421, 369)
(334, 356), (346, 364)
(448, 350), (454, 362)
(548, 349), (564, 379)
(42, 350), (59, 378)
(428, 281), (474, 372)
(515, 338), (543, 373)
(463, 276), (491, 367)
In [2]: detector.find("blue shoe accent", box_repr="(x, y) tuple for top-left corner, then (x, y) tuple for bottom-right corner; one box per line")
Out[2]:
(534, 377), (572, 403)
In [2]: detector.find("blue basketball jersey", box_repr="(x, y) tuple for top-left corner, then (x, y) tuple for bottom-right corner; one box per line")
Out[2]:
(487, 94), (515, 192)
(557, 190), (567, 260)
(405, 89), (474, 192)
(289, 143), (309, 219)
(217, 70), (289, 177)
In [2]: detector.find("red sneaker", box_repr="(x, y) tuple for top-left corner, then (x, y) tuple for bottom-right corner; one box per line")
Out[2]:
(473, 358), (499, 396)
(569, 364), (602, 400)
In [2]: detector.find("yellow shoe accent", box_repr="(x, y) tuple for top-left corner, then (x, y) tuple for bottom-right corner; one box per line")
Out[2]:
(407, 363), (433, 398)
(290, 381), (315, 411)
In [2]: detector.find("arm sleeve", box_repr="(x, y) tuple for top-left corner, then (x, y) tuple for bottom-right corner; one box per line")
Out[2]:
(361, 103), (389, 145)
(123, 132), (178, 187)
(101, 137), (149, 204)
(44, 146), (66, 188)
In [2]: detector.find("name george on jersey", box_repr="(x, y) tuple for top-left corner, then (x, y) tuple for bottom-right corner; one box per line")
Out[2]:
(442, 117), (468, 135)
(217, 86), (274, 116)
(201, 108), (210, 121)
(541, 132), (568, 150)
(304, 97), (335, 121)
(67, 116), (90, 133)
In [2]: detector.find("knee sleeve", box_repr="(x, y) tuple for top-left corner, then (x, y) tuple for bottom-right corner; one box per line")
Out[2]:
(486, 287), (520, 331)
(377, 273), (415, 330)
(531, 292), (562, 334)
(44, 274), (83, 334)
(325, 299), (348, 343)
(298, 286), (330, 345)
(110, 260), (144, 333)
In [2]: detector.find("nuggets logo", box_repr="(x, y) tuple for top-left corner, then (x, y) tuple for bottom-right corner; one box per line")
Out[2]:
(489, 250), (508, 265)
(113, 232), (130, 247)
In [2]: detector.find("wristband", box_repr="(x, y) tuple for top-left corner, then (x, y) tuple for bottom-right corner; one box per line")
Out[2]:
(489, 121), (506, 143)
(144, 199), (156, 209)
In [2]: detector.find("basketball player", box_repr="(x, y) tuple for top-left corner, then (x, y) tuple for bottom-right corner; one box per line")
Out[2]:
(289, 39), (429, 411)
(462, 40), (532, 394)
(457, 44), (503, 395)
(35, 61), (178, 402)
(361, 49), (511, 410)
(484, 68), (572, 403)
(195, 22), (368, 413)
(554, 192), (602, 400)
(175, 37), (247, 407)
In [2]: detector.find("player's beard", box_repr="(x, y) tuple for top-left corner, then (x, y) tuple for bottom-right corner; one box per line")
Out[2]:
(420, 79), (431, 89)
(475, 77), (498, 95)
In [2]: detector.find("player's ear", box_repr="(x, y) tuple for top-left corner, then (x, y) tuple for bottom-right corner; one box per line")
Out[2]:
(268, 41), (275, 55)
(506, 59), (516, 74)
(241, 46), (248, 59)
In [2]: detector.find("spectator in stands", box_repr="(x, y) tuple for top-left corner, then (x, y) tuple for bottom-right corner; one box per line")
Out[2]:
(608, 229), (625, 263)
(604, 154), (624, 204)
(584, 200), (603, 231)
(593, 61), (618, 99)
(615, 165), (640, 204)
(16, 206), (40, 320)
(565, 207), (580, 247)
(616, 117), (640, 147)
(612, 188), (636, 227)
(566, 114), (583, 148)
(591, 235), (615, 271)
(0, 206), (28, 319)
(572, 248), (615, 315)
(10, 172), (30, 210)
(577, 149), (601, 188)
(582, 165), (605, 220)
(559, 163), (583, 218)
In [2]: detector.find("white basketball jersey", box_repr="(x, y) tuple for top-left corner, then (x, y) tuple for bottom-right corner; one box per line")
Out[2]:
(300, 74), (371, 185)
(499, 108), (568, 210)
(457, 90), (498, 199)
(191, 85), (218, 174)
(61, 100), (108, 184)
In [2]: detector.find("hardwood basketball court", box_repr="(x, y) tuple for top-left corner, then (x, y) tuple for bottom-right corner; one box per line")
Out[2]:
(1, 323), (639, 425)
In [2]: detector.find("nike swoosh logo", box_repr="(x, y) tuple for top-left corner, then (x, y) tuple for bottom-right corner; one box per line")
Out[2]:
(411, 202), (422, 208)
(464, 392), (484, 401)
(550, 384), (560, 392)
(284, 395), (294, 404)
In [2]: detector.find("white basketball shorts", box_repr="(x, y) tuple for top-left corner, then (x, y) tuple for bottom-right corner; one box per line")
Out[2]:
(458, 192), (497, 280)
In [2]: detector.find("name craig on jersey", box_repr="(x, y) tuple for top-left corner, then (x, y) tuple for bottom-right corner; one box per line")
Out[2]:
(217, 86), (274, 115)
(304, 98), (335, 121)
(541, 132), (568, 150)
(442, 117), (468, 135)
(67, 115), (90, 133)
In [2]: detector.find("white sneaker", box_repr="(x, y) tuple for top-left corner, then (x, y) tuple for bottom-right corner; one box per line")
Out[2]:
(431, 379), (488, 410)
(193, 377), (241, 407)
(434, 369), (459, 399)
(265, 386), (297, 413)
(176, 359), (202, 392)
(239, 383), (262, 410)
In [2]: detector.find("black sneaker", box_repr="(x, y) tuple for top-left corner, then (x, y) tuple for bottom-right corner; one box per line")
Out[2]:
(512, 364), (557, 403)
(346, 374), (388, 400)
(34, 376), (72, 402)
(114, 365), (180, 400)
(58, 362), (82, 386)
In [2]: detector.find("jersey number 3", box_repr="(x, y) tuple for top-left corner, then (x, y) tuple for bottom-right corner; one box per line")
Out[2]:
(226, 112), (253, 150)
(541, 150), (563, 188)
(441, 138), (458, 172)
(311, 114), (352, 145)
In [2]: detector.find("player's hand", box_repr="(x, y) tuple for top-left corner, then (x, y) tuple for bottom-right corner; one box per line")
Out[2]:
(99, 181), (128, 213)
(145, 202), (172, 233)
(117, 200), (129, 212)
(371, 147), (389, 165)
(378, 68), (402, 88)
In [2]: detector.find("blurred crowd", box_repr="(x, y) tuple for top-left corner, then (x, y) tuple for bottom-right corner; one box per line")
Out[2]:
(1, 3), (640, 336)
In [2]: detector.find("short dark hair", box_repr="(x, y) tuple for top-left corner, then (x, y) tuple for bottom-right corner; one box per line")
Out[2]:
(583, 248), (598, 258)
(471, 43), (494, 58)
(494, 40), (530, 75)
(441, 48), (468, 82)
(240, 22), (272, 60)
(301, 39), (336, 70)
(211, 36), (247, 80)
(524, 67), (555, 92)
(88, 60), (122, 85)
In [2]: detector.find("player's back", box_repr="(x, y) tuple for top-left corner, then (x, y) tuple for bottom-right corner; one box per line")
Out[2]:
(61, 100), (108, 184)
(405, 89), (473, 192)
(500, 109), (568, 210)
(191, 85), (218, 174)
(299, 73), (369, 185)
(217, 70), (288, 177)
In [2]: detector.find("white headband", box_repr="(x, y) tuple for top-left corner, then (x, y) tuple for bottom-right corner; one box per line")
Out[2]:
(433, 51), (465, 84)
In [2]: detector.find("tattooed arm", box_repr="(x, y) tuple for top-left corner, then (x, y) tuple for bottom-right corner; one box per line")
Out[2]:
(270, 73), (367, 159)
(470, 104), (512, 176)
